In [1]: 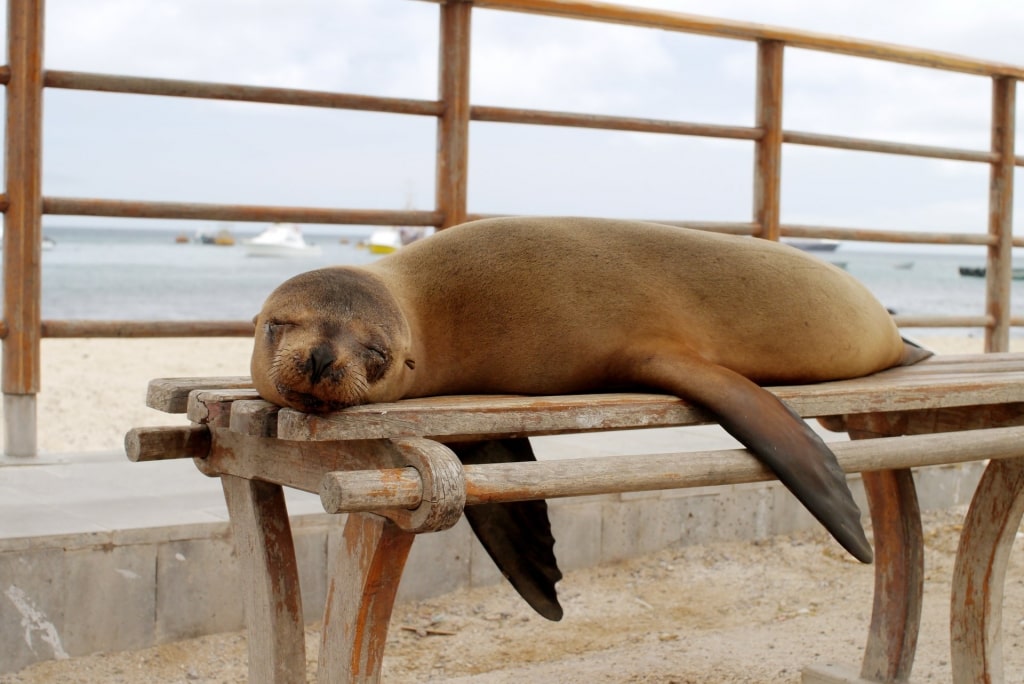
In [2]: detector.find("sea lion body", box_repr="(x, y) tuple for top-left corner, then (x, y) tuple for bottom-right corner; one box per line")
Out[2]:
(252, 217), (929, 618)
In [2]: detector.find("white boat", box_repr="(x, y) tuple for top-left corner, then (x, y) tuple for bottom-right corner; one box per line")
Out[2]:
(367, 228), (403, 254)
(783, 238), (840, 252)
(367, 226), (435, 255)
(244, 223), (322, 258)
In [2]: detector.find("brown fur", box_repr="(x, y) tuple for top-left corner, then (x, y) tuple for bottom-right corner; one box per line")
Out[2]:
(252, 216), (930, 564)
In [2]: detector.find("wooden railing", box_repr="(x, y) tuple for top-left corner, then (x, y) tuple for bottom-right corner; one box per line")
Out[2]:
(1, 0), (1018, 455)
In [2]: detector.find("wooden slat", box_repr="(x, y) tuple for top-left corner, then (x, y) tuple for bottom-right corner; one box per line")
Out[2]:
(146, 376), (253, 413)
(274, 355), (1024, 441)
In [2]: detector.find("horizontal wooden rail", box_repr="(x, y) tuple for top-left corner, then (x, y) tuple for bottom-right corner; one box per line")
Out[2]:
(783, 131), (998, 164)
(319, 423), (1024, 512)
(1, 313), (1010, 343)
(40, 320), (255, 338)
(471, 104), (760, 140)
(43, 197), (442, 226)
(436, 0), (1024, 79)
(44, 70), (444, 117)
(780, 224), (1000, 246)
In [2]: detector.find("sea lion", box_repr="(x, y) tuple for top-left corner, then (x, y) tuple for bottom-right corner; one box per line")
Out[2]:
(251, 216), (930, 620)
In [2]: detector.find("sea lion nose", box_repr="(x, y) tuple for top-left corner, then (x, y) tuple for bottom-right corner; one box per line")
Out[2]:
(308, 345), (336, 384)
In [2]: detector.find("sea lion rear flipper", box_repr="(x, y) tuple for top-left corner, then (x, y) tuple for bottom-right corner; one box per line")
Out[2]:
(899, 337), (933, 366)
(446, 438), (564, 621)
(627, 352), (873, 564)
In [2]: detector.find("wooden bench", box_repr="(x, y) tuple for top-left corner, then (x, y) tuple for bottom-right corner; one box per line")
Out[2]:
(127, 352), (1024, 683)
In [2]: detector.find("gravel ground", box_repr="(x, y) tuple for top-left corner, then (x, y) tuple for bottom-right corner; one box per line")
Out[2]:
(5, 507), (1022, 683)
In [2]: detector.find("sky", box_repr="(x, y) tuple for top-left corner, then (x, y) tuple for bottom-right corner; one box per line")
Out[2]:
(21, 0), (1024, 238)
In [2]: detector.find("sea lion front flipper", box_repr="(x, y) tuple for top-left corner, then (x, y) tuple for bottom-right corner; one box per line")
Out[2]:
(624, 351), (873, 564)
(446, 438), (564, 621)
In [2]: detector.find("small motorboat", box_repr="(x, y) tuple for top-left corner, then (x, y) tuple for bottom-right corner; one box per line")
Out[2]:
(959, 265), (1024, 280)
(244, 223), (322, 258)
(783, 238), (840, 252)
(368, 226), (436, 255)
(367, 228), (403, 254)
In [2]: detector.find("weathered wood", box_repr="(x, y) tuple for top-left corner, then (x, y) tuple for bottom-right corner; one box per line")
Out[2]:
(858, 469), (923, 682)
(124, 425), (211, 462)
(146, 376), (253, 413)
(3, 0), (45, 457)
(753, 40), (783, 241)
(433, 0), (1024, 79)
(187, 389), (261, 427)
(984, 76), (1016, 353)
(784, 130), (996, 163)
(317, 424), (1024, 512)
(196, 429), (408, 495)
(221, 475), (305, 684)
(229, 399), (280, 438)
(45, 69), (444, 116)
(435, 0), (471, 229)
(950, 457), (1024, 683)
(472, 103), (760, 140)
(318, 513), (415, 683)
(45, 196), (444, 228)
(275, 355), (1024, 442)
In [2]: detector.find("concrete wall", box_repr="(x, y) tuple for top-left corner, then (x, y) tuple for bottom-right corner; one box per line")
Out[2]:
(0, 463), (984, 675)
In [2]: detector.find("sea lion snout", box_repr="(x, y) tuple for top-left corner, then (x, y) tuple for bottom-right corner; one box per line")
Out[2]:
(307, 343), (338, 384)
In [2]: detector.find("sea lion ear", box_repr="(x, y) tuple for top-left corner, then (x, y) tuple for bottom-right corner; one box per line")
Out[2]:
(404, 358), (416, 370)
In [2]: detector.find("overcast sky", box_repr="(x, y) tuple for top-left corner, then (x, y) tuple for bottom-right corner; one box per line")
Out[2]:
(27, 1), (1024, 236)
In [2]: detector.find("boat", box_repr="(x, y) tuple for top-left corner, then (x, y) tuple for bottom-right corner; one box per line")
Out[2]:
(367, 228), (403, 254)
(959, 265), (1024, 280)
(783, 238), (841, 252)
(368, 226), (436, 255)
(243, 223), (322, 258)
(42, 236), (56, 251)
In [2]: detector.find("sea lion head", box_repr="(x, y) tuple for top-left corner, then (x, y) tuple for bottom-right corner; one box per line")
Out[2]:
(251, 267), (416, 413)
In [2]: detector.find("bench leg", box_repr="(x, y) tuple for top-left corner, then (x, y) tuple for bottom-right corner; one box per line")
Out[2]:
(222, 474), (306, 684)
(318, 512), (415, 684)
(860, 469), (924, 682)
(950, 457), (1024, 683)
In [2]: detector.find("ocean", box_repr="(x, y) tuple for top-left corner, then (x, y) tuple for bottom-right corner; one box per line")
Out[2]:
(22, 225), (1024, 337)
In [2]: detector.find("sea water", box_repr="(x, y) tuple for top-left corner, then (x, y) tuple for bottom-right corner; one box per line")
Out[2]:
(19, 226), (1024, 337)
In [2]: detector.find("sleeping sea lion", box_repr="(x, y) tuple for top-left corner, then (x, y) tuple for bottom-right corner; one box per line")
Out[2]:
(251, 216), (931, 620)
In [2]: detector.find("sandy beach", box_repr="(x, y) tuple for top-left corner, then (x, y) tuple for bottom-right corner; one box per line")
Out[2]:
(1, 333), (1022, 682)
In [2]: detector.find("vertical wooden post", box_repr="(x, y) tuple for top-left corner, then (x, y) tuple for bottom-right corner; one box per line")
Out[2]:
(984, 77), (1016, 353)
(3, 0), (45, 457)
(435, 0), (472, 230)
(753, 40), (784, 241)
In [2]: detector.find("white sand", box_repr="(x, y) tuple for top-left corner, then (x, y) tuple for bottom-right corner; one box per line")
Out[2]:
(0, 333), (1014, 455)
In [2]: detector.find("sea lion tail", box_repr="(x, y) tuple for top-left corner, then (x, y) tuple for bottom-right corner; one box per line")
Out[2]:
(624, 351), (874, 564)
(447, 438), (564, 621)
